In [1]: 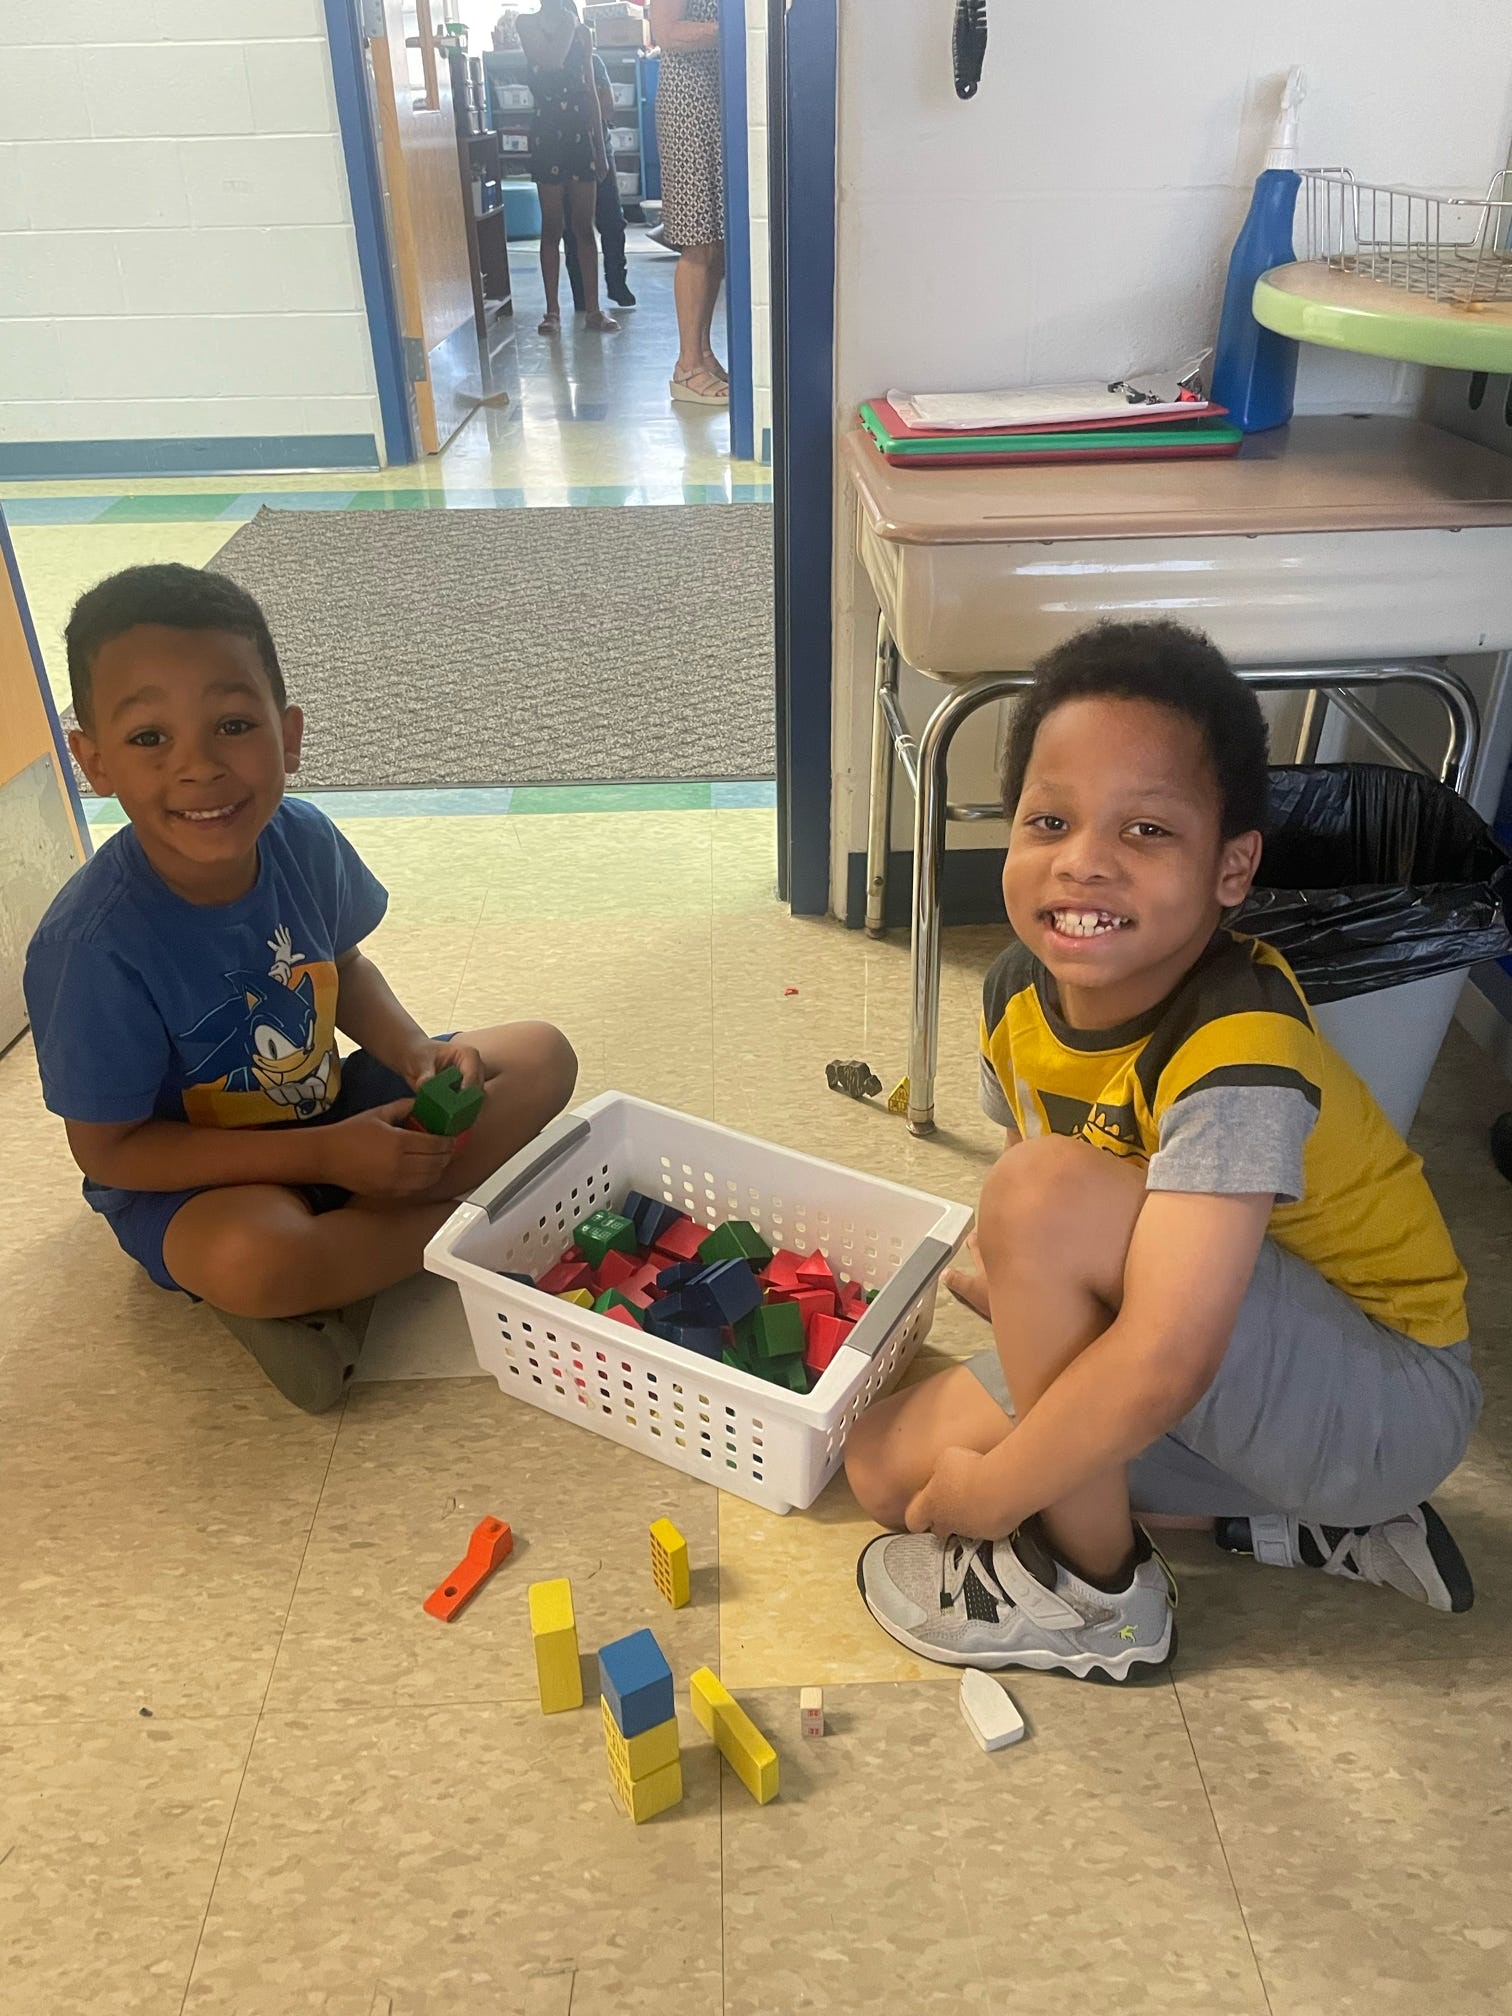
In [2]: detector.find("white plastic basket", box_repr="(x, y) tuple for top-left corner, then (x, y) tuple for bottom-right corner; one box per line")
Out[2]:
(425, 1093), (972, 1514)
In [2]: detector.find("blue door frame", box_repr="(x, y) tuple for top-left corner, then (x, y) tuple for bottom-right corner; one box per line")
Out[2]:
(771, 0), (836, 914)
(323, 0), (416, 468)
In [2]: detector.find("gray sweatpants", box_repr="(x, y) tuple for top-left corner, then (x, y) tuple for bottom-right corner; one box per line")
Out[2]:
(967, 1237), (1482, 1526)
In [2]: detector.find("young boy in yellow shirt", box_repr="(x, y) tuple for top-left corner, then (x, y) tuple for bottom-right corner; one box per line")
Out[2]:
(25, 565), (577, 1412)
(847, 621), (1479, 1679)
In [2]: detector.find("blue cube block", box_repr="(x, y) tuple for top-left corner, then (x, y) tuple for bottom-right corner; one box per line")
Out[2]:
(598, 1627), (675, 1738)
(685, 1258), (762, 1328)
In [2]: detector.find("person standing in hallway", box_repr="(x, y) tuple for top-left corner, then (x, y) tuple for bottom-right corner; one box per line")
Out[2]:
(517, 0), (620, 336)
(564, 51), (637, 312)
(649, 0), (727, 406)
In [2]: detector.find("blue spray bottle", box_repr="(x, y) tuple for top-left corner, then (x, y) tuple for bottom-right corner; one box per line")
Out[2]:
(1212, 68), (1305, 432)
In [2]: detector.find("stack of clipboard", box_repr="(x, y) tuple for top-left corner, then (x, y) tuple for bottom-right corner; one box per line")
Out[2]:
(860, 383), (1243, 470)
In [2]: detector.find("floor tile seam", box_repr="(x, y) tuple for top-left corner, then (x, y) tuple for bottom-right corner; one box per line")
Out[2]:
(1168, 1677), (1279, 2016)
(176, 1397), (349, 2016)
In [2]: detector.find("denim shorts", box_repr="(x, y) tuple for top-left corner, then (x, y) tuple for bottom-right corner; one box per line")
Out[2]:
(88, 1045), (441, 1297)
(967, 1237), (1481, 1527)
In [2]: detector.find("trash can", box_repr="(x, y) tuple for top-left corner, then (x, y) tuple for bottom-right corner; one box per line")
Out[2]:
(1235, 764), (1512, 1135)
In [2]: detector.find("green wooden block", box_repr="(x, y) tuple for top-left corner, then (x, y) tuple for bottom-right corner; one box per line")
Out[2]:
(697, 1220), (774, 1267)
(721, 1346), (750, 1371)
(573, 1210), (638, 1268)
(593, 1289), (645, 1325)
(410, 1065), (485, 1138)
(769, 1354), (810, 1394)
(737, 1301), (805, 1361)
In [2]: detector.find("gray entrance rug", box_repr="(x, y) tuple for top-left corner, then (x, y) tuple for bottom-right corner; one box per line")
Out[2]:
(167, 503), (773, 790)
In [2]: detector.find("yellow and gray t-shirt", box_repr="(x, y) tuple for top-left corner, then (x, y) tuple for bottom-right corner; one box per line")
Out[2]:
(978, 931), (1467, 1348)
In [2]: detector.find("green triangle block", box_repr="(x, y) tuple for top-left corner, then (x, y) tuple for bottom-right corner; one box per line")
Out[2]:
(698, 1220), (774, 1267)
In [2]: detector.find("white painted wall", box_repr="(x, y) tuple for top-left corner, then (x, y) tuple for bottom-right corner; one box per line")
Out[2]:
(829, 0), (1512, 913)
(0, 0), (384, 468)
(746, 0), (771, 460)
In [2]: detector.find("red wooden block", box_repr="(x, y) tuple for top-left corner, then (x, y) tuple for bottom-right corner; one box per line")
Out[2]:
(761, 1248), (807, 1292)
(652, 1216), (706, 1264)
(769, 1285), (836, 1325)
(422, 1516), (514, 1621)
(797, 1251), (837, 1291)
(620, 1261), (663, 1309)
(594, 1248), (641, 1290)
(838, 1279), (869, 1321)
(804, 1312), (855, 1375)
(538, 1254), (592, 1296)
(604, 1304), (644, 1330)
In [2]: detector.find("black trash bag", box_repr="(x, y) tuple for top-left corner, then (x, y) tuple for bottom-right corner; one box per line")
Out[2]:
(1234, 764), (1512, 1005)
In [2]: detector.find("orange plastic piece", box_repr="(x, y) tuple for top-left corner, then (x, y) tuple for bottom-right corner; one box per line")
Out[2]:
(422, 1516), (514, 1621)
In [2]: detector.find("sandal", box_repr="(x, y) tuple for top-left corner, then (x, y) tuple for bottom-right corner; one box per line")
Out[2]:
(670, 366), (729, 407)
(703, 355), (729, 382)
(537, 312), (561, 336)
(586, 310), (620, 333)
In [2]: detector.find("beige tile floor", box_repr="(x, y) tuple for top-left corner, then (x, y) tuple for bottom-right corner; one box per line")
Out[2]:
(3, 805), (1511, 2015)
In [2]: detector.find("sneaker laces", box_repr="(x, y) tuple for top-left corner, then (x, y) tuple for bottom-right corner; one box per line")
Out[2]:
(1302, 1521), (1373, 1581)
(938, 1535), (998, 1611)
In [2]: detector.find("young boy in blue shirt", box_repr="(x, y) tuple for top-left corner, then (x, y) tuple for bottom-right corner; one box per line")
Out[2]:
(846, 621), (1480, 1678)
(25, 564), (578, 1412)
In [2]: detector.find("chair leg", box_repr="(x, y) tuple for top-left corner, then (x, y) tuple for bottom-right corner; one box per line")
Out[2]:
(865, 612), (899, 937)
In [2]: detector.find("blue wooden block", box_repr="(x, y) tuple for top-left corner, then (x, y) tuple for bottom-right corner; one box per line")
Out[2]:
(598, 1627), (675, 1738)
(685, 1258), (762, 1328)
(655, 1260), (702, 1292)
(669, 1322), (726, 1359)
(624, 1190), (682, 1250)
(644, 1293), (687, 1338)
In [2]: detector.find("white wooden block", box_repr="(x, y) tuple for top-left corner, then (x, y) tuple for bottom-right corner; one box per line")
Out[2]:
(799, 1687), (824, 1738)
(959, 1669), (1025, 1753)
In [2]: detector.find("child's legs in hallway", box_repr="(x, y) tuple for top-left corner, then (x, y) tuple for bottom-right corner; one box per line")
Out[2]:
(537, 183), (566, 313)
(163, 1019), (579, 1315)
(567, 178), (601, 313)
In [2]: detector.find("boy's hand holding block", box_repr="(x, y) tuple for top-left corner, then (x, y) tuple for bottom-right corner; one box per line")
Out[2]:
(408, 1064), (485, 1139)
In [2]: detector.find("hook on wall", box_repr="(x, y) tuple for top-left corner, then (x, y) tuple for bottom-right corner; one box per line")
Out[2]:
(952, 0), (987, 100)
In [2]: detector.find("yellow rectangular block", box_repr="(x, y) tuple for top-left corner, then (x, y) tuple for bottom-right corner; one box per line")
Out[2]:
(528, 1577), (583, 1713)
(600, 1695), (680, 1780)
(688, 1666), (779, 1805)
(649, 1517), (690, 1608)
(607, 1748), (683, 1823)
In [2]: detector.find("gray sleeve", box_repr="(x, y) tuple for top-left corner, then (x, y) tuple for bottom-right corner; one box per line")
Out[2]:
(979, 1053), (1016, 1128)
(1146, 1086), (1317, 1204)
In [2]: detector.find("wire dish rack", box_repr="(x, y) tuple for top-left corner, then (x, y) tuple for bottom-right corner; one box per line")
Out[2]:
(1300, 169), (1512, 307)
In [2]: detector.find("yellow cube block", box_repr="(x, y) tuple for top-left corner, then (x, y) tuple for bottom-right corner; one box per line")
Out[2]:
(528, 1577), (583, 1714)
(607, 1748), (683, 1823)
(600, 1695), (680, 1780)
(649, 1517), (690, 1608)
(688, 1666), (779, 1805)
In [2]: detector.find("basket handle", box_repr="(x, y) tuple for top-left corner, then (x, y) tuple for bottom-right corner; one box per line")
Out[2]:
(842, 1236), (957, 1360)
(466, 1114), (592, 1222)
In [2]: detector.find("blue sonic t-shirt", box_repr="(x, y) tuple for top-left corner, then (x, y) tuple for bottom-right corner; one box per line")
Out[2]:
(25, 798), (388, 1140)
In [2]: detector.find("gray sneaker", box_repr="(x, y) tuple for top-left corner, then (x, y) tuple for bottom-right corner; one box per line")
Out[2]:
(1214, 1503), (1473, 1613)
(212, 1308), (362, 1414)
(857, 1522), (1176, 1682)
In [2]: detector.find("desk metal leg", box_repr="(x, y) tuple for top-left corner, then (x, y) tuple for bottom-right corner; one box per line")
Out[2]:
(865, 613), (899, 936)
(906, 680), (1009, 1136)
